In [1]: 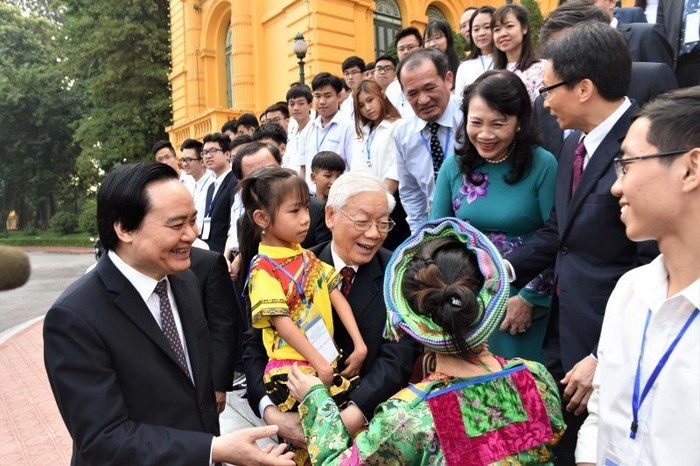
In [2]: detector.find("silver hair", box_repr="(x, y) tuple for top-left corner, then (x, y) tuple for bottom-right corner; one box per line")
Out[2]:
(326, 171), (396, 213)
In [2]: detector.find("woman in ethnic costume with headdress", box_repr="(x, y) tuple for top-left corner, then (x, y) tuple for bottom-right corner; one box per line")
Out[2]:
(287, 218), (565, 465)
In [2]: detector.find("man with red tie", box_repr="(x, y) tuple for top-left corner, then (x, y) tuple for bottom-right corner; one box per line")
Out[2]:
(502, 22), (658, 465)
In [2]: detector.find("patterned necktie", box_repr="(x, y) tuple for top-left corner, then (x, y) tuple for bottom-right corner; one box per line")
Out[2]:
(154, 280), (191, 378)
(339, 266), (356, 299)
(428, 122), (444, 179)
(571, 138), (586, 195)
(680, 0), (699, 56)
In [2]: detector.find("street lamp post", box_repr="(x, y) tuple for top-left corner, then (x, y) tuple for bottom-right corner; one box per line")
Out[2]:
(293, 32), (308, 84)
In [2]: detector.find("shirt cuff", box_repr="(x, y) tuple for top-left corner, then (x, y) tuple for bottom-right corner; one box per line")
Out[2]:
(209, 439), (214, 465)
(504, 259), (517, 283)
(259, 395), (275, 421)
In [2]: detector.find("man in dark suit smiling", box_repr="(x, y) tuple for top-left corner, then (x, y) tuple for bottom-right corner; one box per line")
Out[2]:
(243, 171), (421, 448)
(44, 162), (293, 465)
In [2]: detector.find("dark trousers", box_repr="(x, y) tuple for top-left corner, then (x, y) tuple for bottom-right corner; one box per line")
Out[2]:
(676, 51), (700, 88)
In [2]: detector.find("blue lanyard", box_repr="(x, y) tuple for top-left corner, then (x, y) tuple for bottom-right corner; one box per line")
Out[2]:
(244, 252), (309, 304)
(630, 307), (699, 439)
(479, 55), (493, 72)
(364, 126), (378, 167)
(316, 123), (334, 153)
(420, 126), (452, 161)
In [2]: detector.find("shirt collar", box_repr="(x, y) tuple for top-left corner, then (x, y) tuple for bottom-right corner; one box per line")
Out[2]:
(214, 167), (232, 183)
(330, 242), (358, 273)
(312, 112), (340, 130)
(583, 97), (631, 157)
(108, 250), (164, 304)
(194, 171), (212, 188)
(634, 255), (700, 312)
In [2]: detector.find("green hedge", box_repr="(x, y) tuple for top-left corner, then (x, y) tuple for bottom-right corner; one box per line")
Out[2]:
(0, 237), (93, 247)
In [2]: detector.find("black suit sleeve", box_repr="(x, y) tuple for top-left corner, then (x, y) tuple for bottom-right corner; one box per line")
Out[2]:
(642, 26), (675, 68)
(242, 328), (269, 417)
(203, 253), (239, 392)
(506, 205), (561, 288)
(347, 335), (422, 419)
(44, 306), (213, 465)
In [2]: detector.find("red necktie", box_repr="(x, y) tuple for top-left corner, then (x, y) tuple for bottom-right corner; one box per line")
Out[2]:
(339, 266), (356, 299)
(571, 139), (586, 194)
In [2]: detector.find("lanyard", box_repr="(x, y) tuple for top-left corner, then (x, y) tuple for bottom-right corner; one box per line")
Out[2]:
(479, 55), (493, 72)
(316, 123), (334, 153)
(244, 252), (309, 304)
(420, 126), (452, 161)
(364, 126), (378, 167)
(630, 307), (699, 439)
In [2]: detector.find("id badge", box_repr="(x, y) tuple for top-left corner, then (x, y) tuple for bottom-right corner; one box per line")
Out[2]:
(303, 316), (340, 364)
(201, 217), (211, 240)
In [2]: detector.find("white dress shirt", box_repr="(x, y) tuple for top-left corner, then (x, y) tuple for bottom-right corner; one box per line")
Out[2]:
(350, 119), (400, 182)
(454, 54), (493, 97)
(393, 96), (462, 233)
(192, 172), (214, 232)
(385, 79), (415, 119)
(107, 250), (194, 380)
(576, 255), (700, 465)
(337, 93), (355, 122)
(581, 97), (632, 169)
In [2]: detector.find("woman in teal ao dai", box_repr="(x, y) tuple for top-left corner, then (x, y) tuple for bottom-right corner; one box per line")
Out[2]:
(286, 219), (565, 465)
(431, 70), (557, 362)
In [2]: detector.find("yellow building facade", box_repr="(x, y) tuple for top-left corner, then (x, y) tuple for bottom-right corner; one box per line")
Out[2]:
(166, 0), (560, 146)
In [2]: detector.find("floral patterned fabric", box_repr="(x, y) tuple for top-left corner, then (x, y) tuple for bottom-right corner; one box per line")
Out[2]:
(299, 357), (565, 465)
(507, 61), (545, 104)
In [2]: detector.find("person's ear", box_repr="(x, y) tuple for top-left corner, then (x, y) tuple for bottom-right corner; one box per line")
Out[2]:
(577, 79), (595, 104)
(681, 148), (700, 193)
(114, 221), (134, 244)
(252, 209), (270, 230)
(325, 205), (337, 230)
(310, 172), (317, 184)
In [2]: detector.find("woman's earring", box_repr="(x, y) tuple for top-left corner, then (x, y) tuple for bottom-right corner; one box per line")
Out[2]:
(262, 229), (266, 236)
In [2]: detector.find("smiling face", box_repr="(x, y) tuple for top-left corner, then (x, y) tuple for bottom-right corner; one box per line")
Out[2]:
(471, 12), (494, 54)
(325, 190), (389, 266)
(493, 12), (526, 60)
(180, 148), (205, 179)
(202, 141), (230, 176)
(401, 59), (453, 123)
(611, 117), (683, 242)
(313, 84), (341, 123)
(115, 179), (198, 279)
(466, 96), (518, 162)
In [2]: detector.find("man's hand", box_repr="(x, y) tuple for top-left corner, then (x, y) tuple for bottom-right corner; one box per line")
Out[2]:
(211, 425), (295, 465)
(263, 405), (306, 449)
(500, 295), (533, 335)
(229, 254), (242, 281)
(215, 390), (226, 414)
(561, 355), (597, 415)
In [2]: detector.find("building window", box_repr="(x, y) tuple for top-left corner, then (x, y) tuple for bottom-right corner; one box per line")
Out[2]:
(225, 27), (233, 108)
(426, 5), (447, 23)
(374, 0), (402, 57)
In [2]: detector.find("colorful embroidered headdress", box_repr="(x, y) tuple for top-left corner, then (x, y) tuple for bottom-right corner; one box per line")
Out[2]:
(384, 218), (509, 353)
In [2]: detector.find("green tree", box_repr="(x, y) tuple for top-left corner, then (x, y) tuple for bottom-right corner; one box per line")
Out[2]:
(59, 0), (172, 181)
(0, 3), (80, 228)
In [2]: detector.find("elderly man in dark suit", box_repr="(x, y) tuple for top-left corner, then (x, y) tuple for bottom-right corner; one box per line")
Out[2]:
(504, 23), (658, 464)
(44, 162), (293, 465)
(242, 171), (421, 448)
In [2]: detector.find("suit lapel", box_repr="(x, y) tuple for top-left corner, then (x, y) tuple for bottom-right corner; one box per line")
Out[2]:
(556, 131), (581, 229)
(208, 172), (233, 214)
(98, 257), (194, 387)
(560, 106), (636, 240)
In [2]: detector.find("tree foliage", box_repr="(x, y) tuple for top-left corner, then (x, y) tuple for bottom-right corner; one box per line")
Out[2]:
(59, 0), (172, 181)
(0, 3), (80, 228)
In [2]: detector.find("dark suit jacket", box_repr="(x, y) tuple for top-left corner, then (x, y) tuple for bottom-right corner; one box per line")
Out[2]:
(617, 22), (675, 67)
(301, 196), (332, 249)
(242, 244), (421, 419)
(507, 103), (658, 374)
(205, 171), (236, 253)
(44, 255), (218, 465)
(534, 63), (678, 159)
(614, 7), (648, 24)
(189, 247), (240, 391)
(657, 0), (684, 58)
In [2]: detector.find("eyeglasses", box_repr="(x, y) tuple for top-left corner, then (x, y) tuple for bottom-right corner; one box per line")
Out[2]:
(267, 117), (286, 125)
(538, 79), (580, 100)
(375, 65), (395, 73)
(201, 148), (223, 157)
(613, 150), (689, 177)
(180, 157), (202, 164)
(425, 35), (446, 44)
(343, 70), (362, 77)
(339, 209), (395, 233)
(156, 153), (174, 162)
(397, 43), (419, 54)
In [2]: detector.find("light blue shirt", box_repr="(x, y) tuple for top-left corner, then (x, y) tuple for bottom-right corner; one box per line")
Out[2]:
(393, 96), (462, 232)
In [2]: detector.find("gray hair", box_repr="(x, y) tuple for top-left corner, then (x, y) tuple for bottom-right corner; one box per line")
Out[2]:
(326, 171), (396, 213)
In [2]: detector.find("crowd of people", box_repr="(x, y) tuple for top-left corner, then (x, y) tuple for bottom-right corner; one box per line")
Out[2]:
(43, 1), (699, 465)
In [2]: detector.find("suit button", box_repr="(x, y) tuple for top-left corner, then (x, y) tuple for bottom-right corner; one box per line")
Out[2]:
(560, 247), (569, 255)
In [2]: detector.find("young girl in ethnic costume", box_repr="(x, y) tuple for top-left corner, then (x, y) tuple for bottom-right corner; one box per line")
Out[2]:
(239, 167), (366, 462)
(288, 218), (565, 465)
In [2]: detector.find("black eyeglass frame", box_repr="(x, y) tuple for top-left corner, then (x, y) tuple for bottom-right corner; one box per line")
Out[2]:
(613, 149), (690, 177)
(538, 79), (580, 100)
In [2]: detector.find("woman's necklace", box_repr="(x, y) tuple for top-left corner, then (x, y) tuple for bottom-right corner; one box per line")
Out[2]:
(483, 139), (516, 164)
